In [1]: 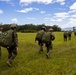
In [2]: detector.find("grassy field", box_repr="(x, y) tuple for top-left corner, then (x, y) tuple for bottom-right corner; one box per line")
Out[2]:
(0, 32), (76, 75)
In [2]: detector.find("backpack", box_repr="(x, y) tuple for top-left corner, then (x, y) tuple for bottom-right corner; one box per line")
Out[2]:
(0, 30), (14, 47)
(35, 30), (45, 41)
(42, 32), (51, 43)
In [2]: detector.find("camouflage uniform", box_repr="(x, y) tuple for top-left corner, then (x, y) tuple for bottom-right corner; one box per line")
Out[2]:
(0, 25), (3, 59)
(74, 31), (76, 36)
(45, 28), (55, 59)
(63, 31), (68, 41)
(35, 27), (46, 54)
(68, 30), (72, 40)
(6, 24), (18, 67)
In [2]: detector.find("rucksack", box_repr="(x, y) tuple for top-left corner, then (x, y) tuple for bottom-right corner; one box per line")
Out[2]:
(42, 32), (51, 43)
(35, 30), (45, 41)
(0, 30), (14, 47)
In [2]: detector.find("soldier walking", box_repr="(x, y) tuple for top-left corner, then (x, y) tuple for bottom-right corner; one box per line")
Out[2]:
(6, 24), (18, 67)
(35, 27), (46, 54)
(63, 31), (68, 41)
(68, 30), (72, 40)
(74, 31), (76, 36)
(42, 28), (55, 59)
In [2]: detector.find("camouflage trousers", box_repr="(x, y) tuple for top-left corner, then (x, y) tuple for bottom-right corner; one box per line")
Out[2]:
(64, 35), (67, 41)
(38, 40), (43, 54)
(68, 35), (71, 40)
(7, 46), (17, 63)
(45, 42), (52, 58)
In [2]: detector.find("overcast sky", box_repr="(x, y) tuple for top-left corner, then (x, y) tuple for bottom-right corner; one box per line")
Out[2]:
(0, 0), (76, 28)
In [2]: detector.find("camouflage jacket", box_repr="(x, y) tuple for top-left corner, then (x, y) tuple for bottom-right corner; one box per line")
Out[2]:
(12, 30), (18, 47)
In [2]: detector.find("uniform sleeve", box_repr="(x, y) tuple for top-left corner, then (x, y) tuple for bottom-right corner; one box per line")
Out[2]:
(13, 31), (18, 47)
(51, 33), (55, 41)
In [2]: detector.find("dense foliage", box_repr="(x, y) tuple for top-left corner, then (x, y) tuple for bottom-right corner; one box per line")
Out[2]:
(2, 24), (61, 32)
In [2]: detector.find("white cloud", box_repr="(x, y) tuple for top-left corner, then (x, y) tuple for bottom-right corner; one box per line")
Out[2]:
(56, 19), (62, 22)
(69, 18), (76, 22)
(33, 8), (39, 11)
(0, 10), (3, 14)
(17, 7), (39, 13)
(71, 14), (76, 17)
(11, 18), (18, 23)
(54, 12), (69, 19)
(26, 17), (36, 20)
(20, 0), (65, 5)
(17, 7), (33, 13)
(20, 0), (53, 5)
(44, 18), (51, 22)
(50, 18), (62, 22)
(69, 10), (76, 13)
(44, 17), (62, 22)
(40, 11), (46, 14)
(62, 18), (76, 28)
(56, 0), (65, 5)
(70, 2), (76, 10)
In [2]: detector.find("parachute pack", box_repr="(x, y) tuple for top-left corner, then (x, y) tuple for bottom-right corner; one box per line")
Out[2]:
(42, 32), (51, 43)
(0, 30), (14, 47)
(35, 30), (45, 41)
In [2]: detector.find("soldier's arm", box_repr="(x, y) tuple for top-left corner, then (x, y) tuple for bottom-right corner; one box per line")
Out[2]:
(51, 34), (55, 41)
(13, 32), (18, 47)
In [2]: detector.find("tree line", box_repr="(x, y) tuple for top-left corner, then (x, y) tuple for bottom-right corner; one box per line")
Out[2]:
(2, 24), (61, 32)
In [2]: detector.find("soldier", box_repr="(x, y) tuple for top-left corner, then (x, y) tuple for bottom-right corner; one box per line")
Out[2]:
(6, 24), (18, 67)
(42, 28), (55, 59)
(35, 26), (46, 54)
(0, 25), (3, 59)
(68, 30), (72, 40)
(63, 31), (68, 41)
(74, 31), (76, 36)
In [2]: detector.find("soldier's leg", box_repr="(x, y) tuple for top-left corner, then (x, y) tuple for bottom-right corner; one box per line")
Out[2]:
(7, 48), (12, 59)
(10, 47), (17, 62)
(46, 43), (52, 59)
(38, 44), (43, 54)
(38, 41), (43, 54)
(64, 36), (67, 41)
(65, 37), (67, 41)
(68, 35), (71, 40)
(0, 47), (1, 59)
(6, 48), (13, 67)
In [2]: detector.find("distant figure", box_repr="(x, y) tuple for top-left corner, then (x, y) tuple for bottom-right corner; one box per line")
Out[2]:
(35, 27), (46, 54)
(0, 25), (3, 59)
(63, 31), (68, 41)
(68, 30), (72, 40)
(74, 31), (76, 36)
(6, 24), (18, 67)
(42, 28), (55, 59)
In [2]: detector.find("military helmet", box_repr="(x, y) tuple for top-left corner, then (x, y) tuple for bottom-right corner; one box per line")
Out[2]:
(41, 26), (46, 31)
(10, 24), (17, 28)
(49, 28), (53, 31)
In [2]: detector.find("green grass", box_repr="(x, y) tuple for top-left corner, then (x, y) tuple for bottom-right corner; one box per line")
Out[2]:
(0, 32), (76, 75)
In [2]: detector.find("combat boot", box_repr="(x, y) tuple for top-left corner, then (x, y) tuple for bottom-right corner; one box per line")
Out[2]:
(46, 54), (49, 59)
(6, 61), (11, 67)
